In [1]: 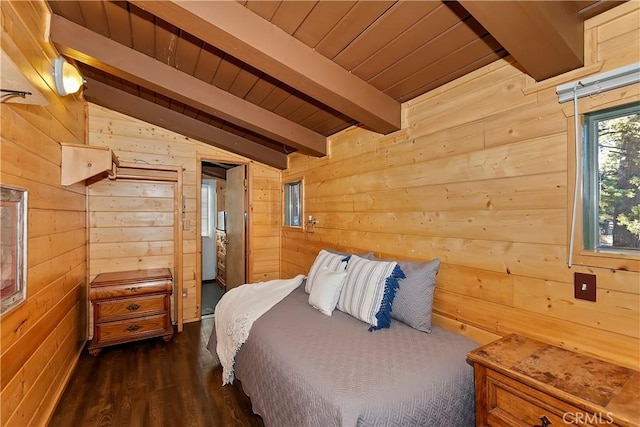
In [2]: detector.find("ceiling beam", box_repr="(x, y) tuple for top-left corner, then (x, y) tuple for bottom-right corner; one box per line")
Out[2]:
(83, 78), (289, 170)
(202, 165), (228, 180)
(130, 0), (401, 134)
(49, 14), (326, 157)
(458, 1), (584, 81)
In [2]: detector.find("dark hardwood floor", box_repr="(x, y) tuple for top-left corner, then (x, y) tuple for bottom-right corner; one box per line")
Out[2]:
(49, 318), (264, 427)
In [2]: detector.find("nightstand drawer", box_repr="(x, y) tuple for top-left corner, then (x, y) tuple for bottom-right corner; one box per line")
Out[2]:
(89, 279), (172, 300)
(94, 315), (169, 343)
(94, 294), (167, 322)
(486, 370), (598, 427)
(89, 268), (172, 300)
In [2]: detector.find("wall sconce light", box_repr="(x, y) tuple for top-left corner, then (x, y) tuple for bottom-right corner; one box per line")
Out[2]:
(53, 57), (84, 96)
(305, 215), (319, 233)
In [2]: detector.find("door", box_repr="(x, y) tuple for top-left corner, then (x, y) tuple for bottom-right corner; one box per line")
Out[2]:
(201, 179), (216, 281)
(225, 165), (246, 289)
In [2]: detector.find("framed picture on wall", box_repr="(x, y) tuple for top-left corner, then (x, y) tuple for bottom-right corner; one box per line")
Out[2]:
(1, 185), (27, 315)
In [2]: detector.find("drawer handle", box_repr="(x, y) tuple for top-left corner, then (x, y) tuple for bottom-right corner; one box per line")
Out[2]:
(126, 303), (141, 311)
(124, 286), (140, 292)
(534, 416), (551, 427)
(126, 325), (141, 332)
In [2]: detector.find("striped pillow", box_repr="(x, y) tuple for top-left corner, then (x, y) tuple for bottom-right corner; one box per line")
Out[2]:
(337, 255), (405, 331)
(305, 249), (349, 294)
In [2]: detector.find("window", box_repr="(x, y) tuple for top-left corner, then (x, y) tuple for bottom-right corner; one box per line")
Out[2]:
(284, 181), (302, 227)
(201, 184), (212, 237)
(583, 103), (640, 253)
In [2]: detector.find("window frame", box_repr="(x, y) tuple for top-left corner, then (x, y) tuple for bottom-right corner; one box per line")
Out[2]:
(201, 183), (213, 237)
(582, 102), (640, 254)
(568, 95), (640, 272)
(1, 185), (28, 316)
(283, 179), (303, 228)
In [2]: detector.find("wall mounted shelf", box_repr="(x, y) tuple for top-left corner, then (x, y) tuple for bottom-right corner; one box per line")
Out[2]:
(60, 143), (119, 186)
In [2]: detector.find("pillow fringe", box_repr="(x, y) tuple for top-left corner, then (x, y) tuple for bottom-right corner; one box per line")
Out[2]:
(369, 264), (405, 331)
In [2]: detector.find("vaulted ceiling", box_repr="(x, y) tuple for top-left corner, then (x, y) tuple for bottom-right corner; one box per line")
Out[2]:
(47, 0), (623, 169)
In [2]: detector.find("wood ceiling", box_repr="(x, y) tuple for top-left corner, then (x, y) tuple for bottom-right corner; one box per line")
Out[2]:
(46, 0), (623, 169)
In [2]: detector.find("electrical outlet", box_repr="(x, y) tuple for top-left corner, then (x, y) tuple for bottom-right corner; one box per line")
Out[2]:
(574, 272), (596, 302)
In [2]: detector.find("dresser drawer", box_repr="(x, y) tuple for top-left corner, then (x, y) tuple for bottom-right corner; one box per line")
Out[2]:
(94, 294), (168, 322)
(89, 268), (173, 300)
(90, 279), (172, 300)
(486, 370), (605, 427)
(94, 315), (170, 344)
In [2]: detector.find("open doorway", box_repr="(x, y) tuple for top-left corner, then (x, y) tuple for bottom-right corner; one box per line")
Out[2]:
(198, 160), (248, 318)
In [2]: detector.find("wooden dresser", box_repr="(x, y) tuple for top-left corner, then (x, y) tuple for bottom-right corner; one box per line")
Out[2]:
(88, 268), (174, 355)
(216, 230), (227, 289)
(467, 334), (639, 427)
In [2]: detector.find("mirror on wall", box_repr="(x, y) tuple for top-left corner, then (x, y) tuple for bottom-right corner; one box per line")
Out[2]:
(1, 185), (27, 315)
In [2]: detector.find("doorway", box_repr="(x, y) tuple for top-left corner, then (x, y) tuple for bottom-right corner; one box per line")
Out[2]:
(198, 160), (248, 318)
(200, 177), (219, 316)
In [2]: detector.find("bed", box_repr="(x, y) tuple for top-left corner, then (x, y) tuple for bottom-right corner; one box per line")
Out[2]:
(207, 251), (478, 426)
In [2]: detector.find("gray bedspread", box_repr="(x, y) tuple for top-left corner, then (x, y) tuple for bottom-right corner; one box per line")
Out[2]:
(207, 285), (477, 427)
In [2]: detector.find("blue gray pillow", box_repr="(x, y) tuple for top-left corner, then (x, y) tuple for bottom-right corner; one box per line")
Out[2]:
(364, 254), (440, 333)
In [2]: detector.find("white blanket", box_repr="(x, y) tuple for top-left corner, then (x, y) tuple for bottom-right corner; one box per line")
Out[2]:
(215, 274), (305, 385)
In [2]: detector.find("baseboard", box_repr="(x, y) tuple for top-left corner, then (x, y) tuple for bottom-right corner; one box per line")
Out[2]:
(39, 340), (86, 427)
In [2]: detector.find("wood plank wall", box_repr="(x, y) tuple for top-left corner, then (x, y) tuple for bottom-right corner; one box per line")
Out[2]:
(86, 178), (178, 334)
(0, 1), (88, 426)
(282, 2), (640, 370)
(88, 180), (176, 276)
(88, 104), (281, 323)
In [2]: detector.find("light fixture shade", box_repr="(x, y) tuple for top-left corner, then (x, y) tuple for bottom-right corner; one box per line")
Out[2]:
(53, 57), (83, 96)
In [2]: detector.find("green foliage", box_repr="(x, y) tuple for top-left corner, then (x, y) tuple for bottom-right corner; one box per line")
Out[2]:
(596, 111), (640, 249)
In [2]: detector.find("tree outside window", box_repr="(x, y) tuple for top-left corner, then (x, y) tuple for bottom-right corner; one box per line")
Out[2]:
(584, 103), (640, 252)
(284, 181), (302, 227)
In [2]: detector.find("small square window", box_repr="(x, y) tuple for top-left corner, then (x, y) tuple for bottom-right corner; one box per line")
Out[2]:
(583, 103), (639, 253)
(284, 181), (302, 227)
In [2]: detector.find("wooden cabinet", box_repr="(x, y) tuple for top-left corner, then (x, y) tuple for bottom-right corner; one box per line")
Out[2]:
(89, 268), (174, 355)
(467, 334), (639, 427)
(216, 230), (227, 289)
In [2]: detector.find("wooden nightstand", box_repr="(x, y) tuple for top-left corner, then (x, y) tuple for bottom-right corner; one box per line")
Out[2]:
(88, 268), (174, 355)
(467, 334), (639, 427)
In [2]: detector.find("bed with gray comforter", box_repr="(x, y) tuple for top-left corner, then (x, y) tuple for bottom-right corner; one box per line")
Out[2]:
(207, 284), (477, 426)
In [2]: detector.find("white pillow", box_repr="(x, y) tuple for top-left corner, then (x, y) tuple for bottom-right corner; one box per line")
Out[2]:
(305, 249), (349, 294)
(337, 254), (403, 330)
(308, 267), (347, 316)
